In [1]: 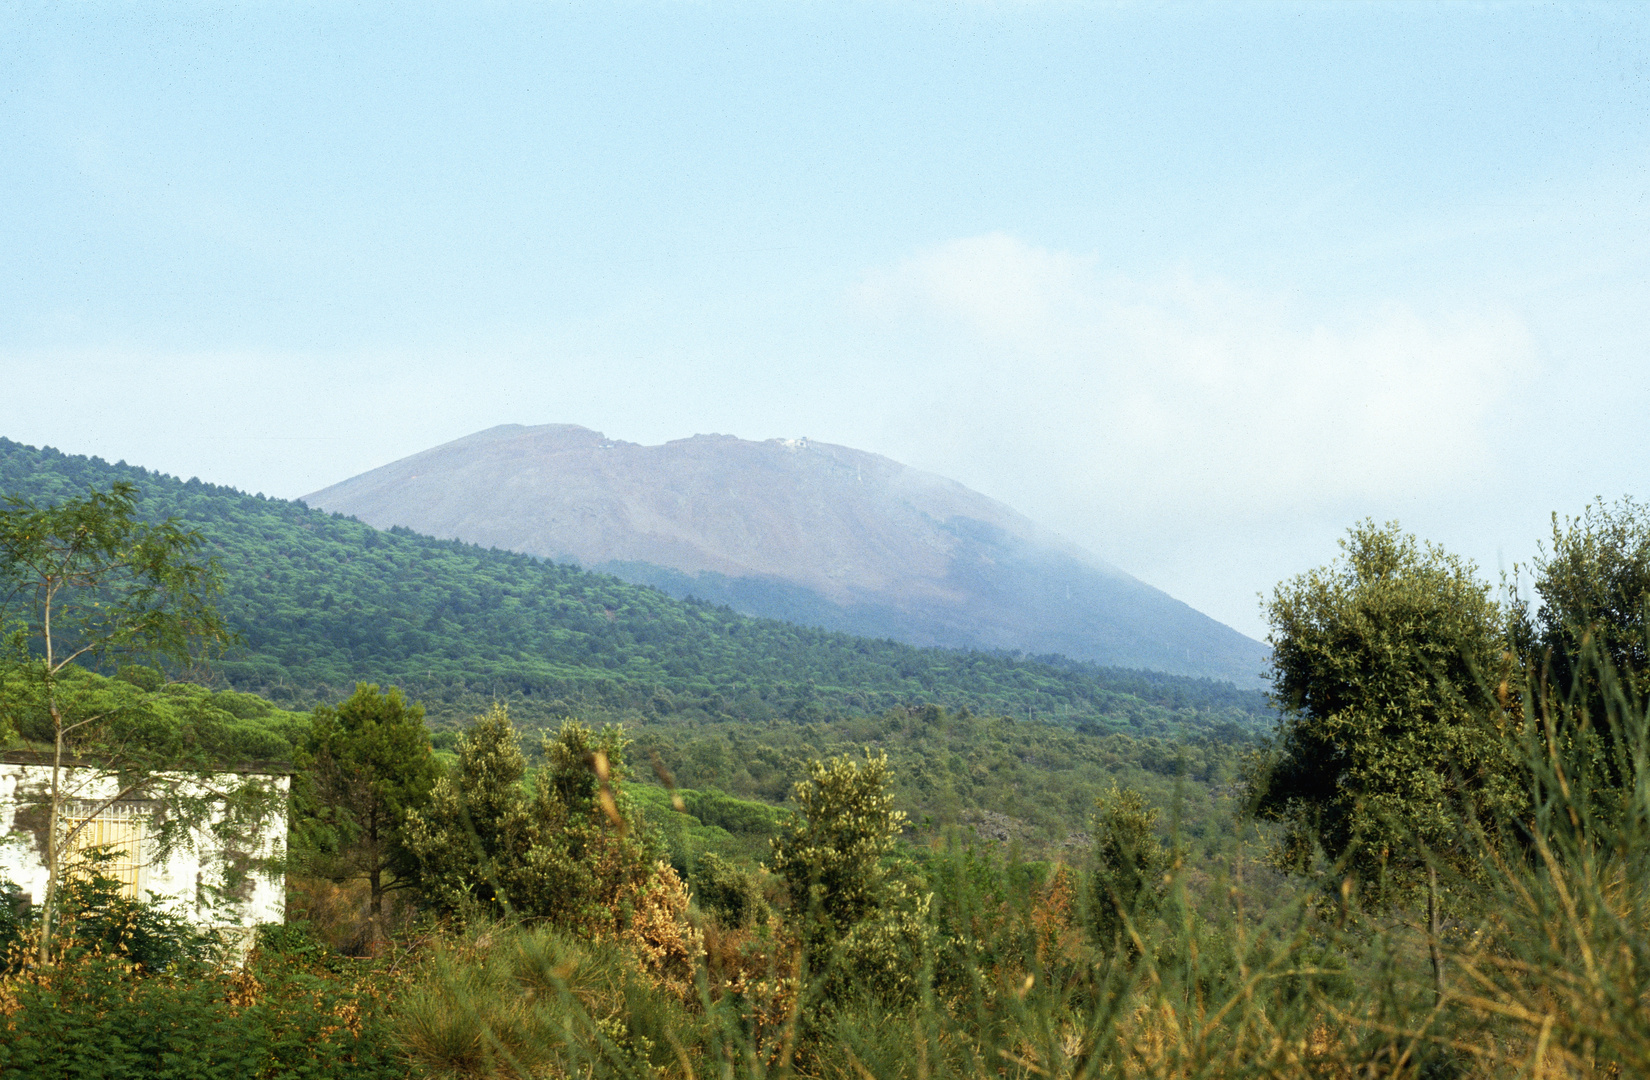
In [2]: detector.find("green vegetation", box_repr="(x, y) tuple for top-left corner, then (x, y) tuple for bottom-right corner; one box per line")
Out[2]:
(1522, 496), (1650, 709)
(0, 480), (282, 962)
(296, 683), (440, 947)
(1255, 521), (1527, 903)
(405, 709), (681, 954)
(632, 702), (1252, 860)
(7, 666), (1650, 1078)
(631, 783), (791, 882)
(1086, 783), (1174, 956)
(0, 927), (404, 1079)
(769, 751), (930, 1008)
(3, 664), (302, 764)
(1515, 497), (1650, 810)
(8, 458), (1650, 1076)
(0, 438), (1268, 738)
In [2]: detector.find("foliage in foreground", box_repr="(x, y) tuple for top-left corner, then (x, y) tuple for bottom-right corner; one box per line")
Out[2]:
(384, 664), (1650, 1080)
(0, 939), (405, 1079)
(8, 479), (1650, 1076)
(1256, 521), (1527, 911)
(10, 657), (1650, 1079)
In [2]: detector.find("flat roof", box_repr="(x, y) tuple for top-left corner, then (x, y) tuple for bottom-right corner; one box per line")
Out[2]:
(0, 750), (294, 776)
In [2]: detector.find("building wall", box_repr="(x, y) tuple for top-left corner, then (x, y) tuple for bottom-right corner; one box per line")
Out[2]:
(0, 762), (289, 932)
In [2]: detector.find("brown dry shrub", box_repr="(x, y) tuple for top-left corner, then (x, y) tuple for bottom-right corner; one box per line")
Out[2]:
(1030, 863), (1085, 968)
(698, 914), (801, 1067)
(613, 861), (704, 998)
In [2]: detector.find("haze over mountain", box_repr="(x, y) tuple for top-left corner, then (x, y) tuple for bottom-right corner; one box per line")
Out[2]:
(305, 424), (1268, 686)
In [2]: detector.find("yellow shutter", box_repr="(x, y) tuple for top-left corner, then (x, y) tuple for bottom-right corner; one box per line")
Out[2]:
(64, 803), (148, 900)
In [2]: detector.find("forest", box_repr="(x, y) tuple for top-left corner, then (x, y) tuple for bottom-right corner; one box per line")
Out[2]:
(0, 438), (1267, 740)
(3, 455), (1650, 1078)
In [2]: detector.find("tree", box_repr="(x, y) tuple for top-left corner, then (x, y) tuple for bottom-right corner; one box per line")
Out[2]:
(769, 750), (929, 1005)
(1088, 784), (1172, 957)
(1528, 498), (1650, 698)
(296, 683), (438, 948)
(1252, 522), (1524, 993)
(1520, 498), (1650, 800)
(404, 703), (530, 916)
(404, 705), (662, 935)
(0, 481), (272, 963)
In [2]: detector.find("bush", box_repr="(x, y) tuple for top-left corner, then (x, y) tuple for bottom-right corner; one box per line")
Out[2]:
(50, 868), (218, 971)
(690, 852), (771, 928)
(394, 922), (695, 1080)
(406, 709), (667, 938)
(0, 948), (406, 1079)
(0, 863), (216, 975)
(1088, 783), (1172, 956)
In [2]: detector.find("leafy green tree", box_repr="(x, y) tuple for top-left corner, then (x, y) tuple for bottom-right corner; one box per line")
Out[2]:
(1528, 498), (1650, 699)
(297, 683), (439, 947)
(770, 750), (904, 943)
(1088, 783), (1172, 956)
(515, 717), (661, 932)
(405, 705), (659, 935)
(769, 750), (930, 1004)
(1253, 522), (1524, 993)
(404, 703), (529, 915)
(1520, 498), (1650, 800)
(0, 481), (274, 963)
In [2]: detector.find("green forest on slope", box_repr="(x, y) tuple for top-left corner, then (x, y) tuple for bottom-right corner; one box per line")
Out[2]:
(0, 438), (1269, 741)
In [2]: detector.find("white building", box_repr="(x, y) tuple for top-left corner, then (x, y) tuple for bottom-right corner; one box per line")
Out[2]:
(0, 751), (290, 947)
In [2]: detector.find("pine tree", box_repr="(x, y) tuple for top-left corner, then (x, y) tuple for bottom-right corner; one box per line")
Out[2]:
(296, 683), (438, 947)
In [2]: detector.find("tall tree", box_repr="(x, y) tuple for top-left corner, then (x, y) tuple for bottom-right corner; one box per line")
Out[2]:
(1521, 498), (1650, 799)
(297, 683), (438, 948)
(404, 705), (659, 935)
(0, 481), (272, 963)
(1252, 522), (1524, 993)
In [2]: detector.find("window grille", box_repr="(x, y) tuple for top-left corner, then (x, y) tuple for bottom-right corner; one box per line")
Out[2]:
(64, 802), (149, 900)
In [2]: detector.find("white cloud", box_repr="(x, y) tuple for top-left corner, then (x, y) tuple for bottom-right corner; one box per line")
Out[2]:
(850, 232), (1539, 517)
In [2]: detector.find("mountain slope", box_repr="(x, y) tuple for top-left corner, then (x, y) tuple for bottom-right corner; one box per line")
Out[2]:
(0, 437), (1269, 736)
(304, 424), (1268, 685)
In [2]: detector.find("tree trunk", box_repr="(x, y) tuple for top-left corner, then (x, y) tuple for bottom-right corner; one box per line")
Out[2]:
(1427, 863), (1445, 1004)
(39, 603), (60, 966)
(368, 864), (385, 952)
(39, 699), (64, 967)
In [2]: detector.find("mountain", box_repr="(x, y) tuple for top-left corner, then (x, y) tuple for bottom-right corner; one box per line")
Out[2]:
(0, 437), (1270, 737)
(304, 424), (1268, 686)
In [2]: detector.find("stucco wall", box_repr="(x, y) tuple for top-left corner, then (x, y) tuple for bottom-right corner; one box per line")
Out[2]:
(0, 761), (289, 932)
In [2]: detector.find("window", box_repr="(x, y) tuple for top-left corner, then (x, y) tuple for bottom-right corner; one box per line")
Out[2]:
(64, 802), (149, 900)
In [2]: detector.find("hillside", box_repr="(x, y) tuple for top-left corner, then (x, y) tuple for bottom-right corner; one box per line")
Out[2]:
(304, 424), (1269, 686)
(0, 438), (1269, 738)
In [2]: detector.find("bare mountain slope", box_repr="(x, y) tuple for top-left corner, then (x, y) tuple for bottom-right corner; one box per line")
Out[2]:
(304, 424), (1268, 685)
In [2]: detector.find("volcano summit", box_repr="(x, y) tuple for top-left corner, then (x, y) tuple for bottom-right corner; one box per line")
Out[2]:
(305, 424), (1267, 686)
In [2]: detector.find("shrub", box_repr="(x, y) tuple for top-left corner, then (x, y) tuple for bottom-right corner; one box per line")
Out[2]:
(769, 750), (931, 1007)
(0, 947), (406, 1079)
(406, 708), (668, 939)
(1088, 783), (1173, 957)
(691, 851), (771, 928)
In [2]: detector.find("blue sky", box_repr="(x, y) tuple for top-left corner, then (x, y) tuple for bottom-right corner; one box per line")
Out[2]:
(3, 2), (1647, 640)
